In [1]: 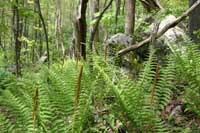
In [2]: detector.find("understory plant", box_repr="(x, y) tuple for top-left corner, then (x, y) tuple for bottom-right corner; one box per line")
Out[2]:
(0, 44), (200, 132)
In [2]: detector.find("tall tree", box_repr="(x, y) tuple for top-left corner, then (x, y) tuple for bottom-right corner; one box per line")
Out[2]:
(35, 0), (50, 67)
(115, 0), (121, 33)
(55, 0), (65, 58)
(189, 0), (200, 43)
(90, 0), (99, 43)
(75, 0), (89, 60)
(125, 0), (136, 35)
(13, 0), (22, 76)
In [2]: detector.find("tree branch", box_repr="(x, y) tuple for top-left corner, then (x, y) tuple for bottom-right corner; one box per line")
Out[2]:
(118, 0), (200, 56)
(89, 0), (113, 51)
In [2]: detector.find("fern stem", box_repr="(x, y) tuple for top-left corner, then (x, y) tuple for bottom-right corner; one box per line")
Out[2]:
(33, 88), (38, 129)
(151, 63), (160, 104)
(74, 65), (84, 110)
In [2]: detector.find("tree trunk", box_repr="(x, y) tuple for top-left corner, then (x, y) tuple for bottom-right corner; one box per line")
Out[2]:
(0, 9), (3, 50)
(13, 0), (22, 77)
(35, 0), (50, 67)
(76, 0), (89, 60)
(115, 0), (121, 33)
(189, 0), (200, 43)
(125, 0), (136, 35)
(55, 0), (65, 58)
(38, 21), (43, 58)
(90, 0), (99, 43)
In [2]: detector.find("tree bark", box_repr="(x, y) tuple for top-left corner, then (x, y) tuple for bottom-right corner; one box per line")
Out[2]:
(90, 0), (100, 42)
(189, 0), (200, 43)
(0, 9), (4, 50)
(76, 0), (89, 60)
(55, 0), (65, 58)
(35, 0), (50, 67)
(125, 0), (136, 35)
(13, 0), (22, 77)
(115, 0), (121, 33)
(89, 0), (113, 52)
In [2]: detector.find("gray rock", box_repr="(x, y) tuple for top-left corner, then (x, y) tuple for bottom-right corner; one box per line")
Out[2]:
(106, 33), (134, 47)
(153, 15), (185, 42)
(147, 15), (188, 59)
(38, 51), (48, 63)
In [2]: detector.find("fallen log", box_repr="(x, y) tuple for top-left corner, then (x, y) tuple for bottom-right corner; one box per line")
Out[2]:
(118, 0), (200, 56)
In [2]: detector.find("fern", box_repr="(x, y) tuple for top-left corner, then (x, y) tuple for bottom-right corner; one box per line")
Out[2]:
(171, 45), (200, 118)
(0, 60), (95, 132)
(3, 44), (200, 132)
(92, 49), (175, 132)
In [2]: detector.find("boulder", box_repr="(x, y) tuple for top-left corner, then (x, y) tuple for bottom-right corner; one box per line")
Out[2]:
(106, 33), (139, 78)
(106, 33), (134, 47)
(146, 15), (188, 61)
(148, 15), (185, 41)
(150, 15), (187, 52)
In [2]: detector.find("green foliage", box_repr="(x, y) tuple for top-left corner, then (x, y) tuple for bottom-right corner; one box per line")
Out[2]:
(101, 12), (125, 33)
(162, 0), (188, 16)
(171, 45), (200, 118)
(1, 44), (200, 132)
(0, 51), (174, 132)
(194, 29), (200, 40)
(109, 50), (174, 132)
(0, 61), (94, 132)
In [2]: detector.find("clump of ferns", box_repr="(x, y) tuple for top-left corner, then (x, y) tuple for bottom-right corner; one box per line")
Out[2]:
(94, 49), (175, 132)
(171, 44), (200, 118)
(0, 61), (95, 132)
(82, 57), (120, 132)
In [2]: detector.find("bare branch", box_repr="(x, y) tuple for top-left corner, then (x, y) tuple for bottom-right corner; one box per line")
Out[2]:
(89, 0), (113, 51)
(118, 0), (200, 56)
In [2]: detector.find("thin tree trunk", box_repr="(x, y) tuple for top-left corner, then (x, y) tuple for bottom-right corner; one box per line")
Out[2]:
(125, 0), (136, 35)
(122, 0), (125, 15)
(38, 21), (43, 58)
(35, 0), (50, 67)
(55, 0), (65, 58)
(55, 0), (61, 54)
(89, 0), (113, 52)
(90, 0), (100, 42)
(0, 9), (3, 50)
(115, 0), (121, 33)
(88, 0), (113, 71)
(76, 0), (89, 60)
(13, 0), (22, 77)
(189, 0), (200, 43)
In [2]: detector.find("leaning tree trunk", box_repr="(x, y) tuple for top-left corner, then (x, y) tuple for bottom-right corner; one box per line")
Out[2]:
(125, 0), (136, 35)
(90, 0), (99, 43)
(35, 0), (50, 67)
(189, 0), (200, 43)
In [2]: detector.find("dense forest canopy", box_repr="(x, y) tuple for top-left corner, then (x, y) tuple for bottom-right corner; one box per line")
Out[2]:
(0, 0), (200, 132)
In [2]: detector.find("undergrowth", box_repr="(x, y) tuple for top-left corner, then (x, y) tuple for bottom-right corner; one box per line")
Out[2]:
(0, 45), (200, 132)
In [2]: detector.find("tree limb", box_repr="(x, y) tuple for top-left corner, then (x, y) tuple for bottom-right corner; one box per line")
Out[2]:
(89, 0), (113, 51)
(118, 0), (200, 56)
